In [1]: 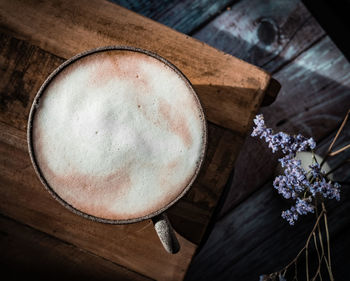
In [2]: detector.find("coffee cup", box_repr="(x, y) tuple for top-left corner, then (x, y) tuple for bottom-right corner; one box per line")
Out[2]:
(27, 46), (207, 254)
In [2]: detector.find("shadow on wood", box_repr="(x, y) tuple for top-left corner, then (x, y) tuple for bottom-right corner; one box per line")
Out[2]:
(168, 82), (280, 244)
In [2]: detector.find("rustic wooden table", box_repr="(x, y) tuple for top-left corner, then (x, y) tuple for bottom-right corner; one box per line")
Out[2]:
(1, 0), (349, 280)
(0, 0), (279, 280)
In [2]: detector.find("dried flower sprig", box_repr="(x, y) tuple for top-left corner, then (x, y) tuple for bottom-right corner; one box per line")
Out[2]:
(254, 109), (350, 281)
(251, 114), (341, 225)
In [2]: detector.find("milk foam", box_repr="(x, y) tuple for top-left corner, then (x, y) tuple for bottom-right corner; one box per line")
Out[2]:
(32, 50), (205, 220)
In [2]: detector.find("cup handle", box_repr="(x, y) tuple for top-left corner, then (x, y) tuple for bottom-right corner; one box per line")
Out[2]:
(152, 213), (180, 254)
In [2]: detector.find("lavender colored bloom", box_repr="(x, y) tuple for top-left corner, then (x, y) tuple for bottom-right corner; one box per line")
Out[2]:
(281, 207), (298, 226)
(251, 114), (266, 136)
(309, 163), (323, 179)
(251, 115), (274, 146)
(278, 154), (292, 168)
(274, 175), (296, 199)
(295, 197), (314, 215)
(274, 156), (310, 199)
(333, 183), (341, 201)
(283, 158), (309, 189)
(251, 115), (315, 156)
(295, 134), (316, 151)
(311, 179), (341, 201)
(282, 198), (314, 225)
(269, 132), (290, 153)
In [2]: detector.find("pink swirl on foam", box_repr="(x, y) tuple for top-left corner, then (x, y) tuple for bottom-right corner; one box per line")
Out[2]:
(32, 50), (205, 220)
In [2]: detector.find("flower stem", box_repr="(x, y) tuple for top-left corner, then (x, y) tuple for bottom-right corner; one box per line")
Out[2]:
(278, 210), (325, 272)
(328, 143), (350, 156)
(294, 262), (298, 281)
(322, 203), (334, 281)
(313, 232), (322, 281)
(321, 109), (350, 167)
(306, 247), (309, 281)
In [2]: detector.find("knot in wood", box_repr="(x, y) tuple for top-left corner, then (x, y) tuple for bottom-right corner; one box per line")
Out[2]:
(257, 18), (278, 46)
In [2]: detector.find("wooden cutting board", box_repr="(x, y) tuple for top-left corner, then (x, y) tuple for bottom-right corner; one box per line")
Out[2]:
(0, 0), (279, 280)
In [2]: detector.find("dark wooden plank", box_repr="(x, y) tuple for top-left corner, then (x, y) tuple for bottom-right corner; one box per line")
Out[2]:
(0, 216), (151, 281)
(219, 35), (350, 216)
(0, 33), (63, 131)
(186, 122), (350, 280)
(193, 0), (326, 73)
(191, 0), (338, 217)
(188, 0), (350, 278)
(109, 0), (236, 34)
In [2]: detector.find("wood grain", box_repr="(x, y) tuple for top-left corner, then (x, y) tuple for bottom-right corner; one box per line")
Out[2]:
(0, 216), (151, 281)
(193, 0), (326, 73)
(0, 0), (276, 134)
(110, 0), (236, 34)
(0, 33), (63, 131)
(220, 35), (350, 216)
(192, 0), (350, 217)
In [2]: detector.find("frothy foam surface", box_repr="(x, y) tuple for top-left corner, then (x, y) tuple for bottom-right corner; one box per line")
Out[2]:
(32, 50), (205, 220)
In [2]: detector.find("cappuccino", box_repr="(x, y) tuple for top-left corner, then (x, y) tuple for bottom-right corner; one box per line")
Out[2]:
(30, 48), (206, 221)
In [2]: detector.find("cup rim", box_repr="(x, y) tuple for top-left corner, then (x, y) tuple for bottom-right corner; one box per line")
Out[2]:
(27, 46), (208, 225)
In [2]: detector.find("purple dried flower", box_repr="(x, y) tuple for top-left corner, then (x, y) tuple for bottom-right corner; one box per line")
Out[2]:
(295, 134), (316, 151)
(295, 197), (314, 215)
(278, 154), (292, 168)
(251, 115), (315, 156)
(282, 198), (314, 225)
(333, 183), (341, 200)
(269, 132), (290, 153)
(311, 179), (341, 201)
(285, 166), (310, 192)
(281, 207), (298, 226)
(252, 114), (341, 225)
(274, 175), (296, 199)
(309, 163), (323, 179)
(274, 156), (310, 199)
(251, 115), (273, 141)
(307, 138), (316, 150)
